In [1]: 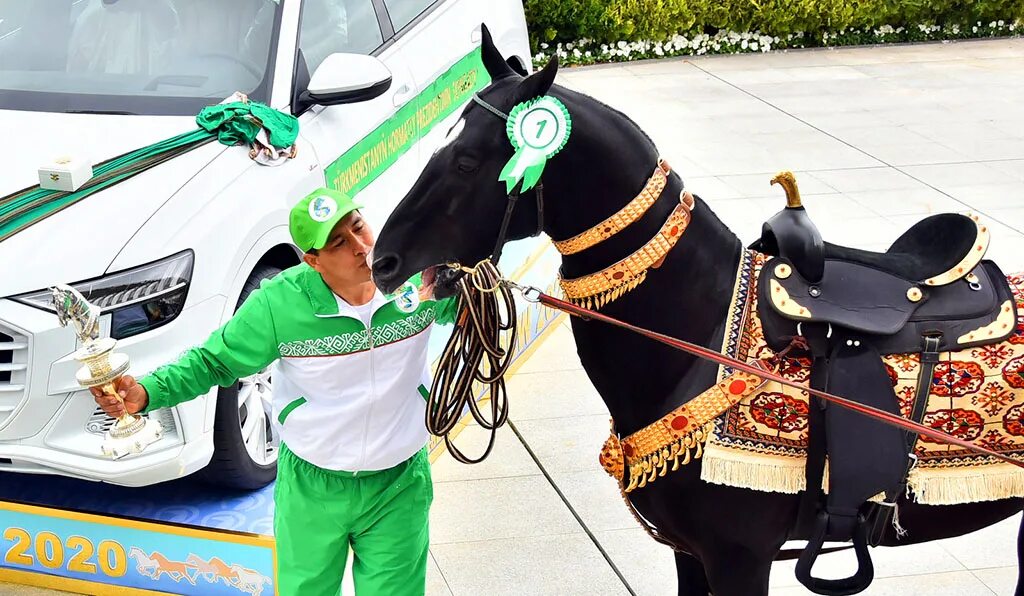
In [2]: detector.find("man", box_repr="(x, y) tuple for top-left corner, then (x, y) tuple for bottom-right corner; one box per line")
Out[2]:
(93, 187), (457, 596)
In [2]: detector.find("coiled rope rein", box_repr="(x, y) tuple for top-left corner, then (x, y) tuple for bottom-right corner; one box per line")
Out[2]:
(426, 260), (518, 463)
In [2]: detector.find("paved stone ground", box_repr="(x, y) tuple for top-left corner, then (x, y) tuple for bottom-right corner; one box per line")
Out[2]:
(4, 37), (1023, 596)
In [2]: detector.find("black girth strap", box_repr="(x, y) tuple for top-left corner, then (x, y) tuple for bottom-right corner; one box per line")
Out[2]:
(795, 323), (831, 541)
(868, 334), (942, 546)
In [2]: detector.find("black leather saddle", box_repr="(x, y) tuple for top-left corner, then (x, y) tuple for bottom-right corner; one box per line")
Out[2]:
(759, 205), (986, 286)
(749, 172), (1017, 596)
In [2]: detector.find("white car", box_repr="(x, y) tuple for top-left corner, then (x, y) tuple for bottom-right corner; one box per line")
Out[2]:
(0, 0), (530, 488)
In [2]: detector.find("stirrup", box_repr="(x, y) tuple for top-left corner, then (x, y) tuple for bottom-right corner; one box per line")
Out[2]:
(795, 511), (874, 596)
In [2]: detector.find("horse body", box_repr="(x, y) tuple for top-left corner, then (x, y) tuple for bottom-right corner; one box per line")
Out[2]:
(371, 26), (1024, 595)
(149, 552), (197, 584)
(526, 84), (809, 594)
(231, 564), (272, 596)
(186, 553), (240, 586)
(128, 546), (159, 579)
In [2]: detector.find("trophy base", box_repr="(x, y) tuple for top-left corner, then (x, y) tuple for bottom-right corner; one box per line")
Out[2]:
(102, 416), (164, 460)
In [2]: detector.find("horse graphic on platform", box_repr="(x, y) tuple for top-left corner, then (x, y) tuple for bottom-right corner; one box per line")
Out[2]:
(185, 553), (239, 586)
(127, 547), (159, 579)
(182, 553), (272, 595)
(231, 564), (273, 596)
(128, 547), (197, 584)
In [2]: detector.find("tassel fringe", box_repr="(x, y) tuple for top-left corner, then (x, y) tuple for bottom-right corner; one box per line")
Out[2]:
(568, 271), (648, 311)
(700, 440), (808, 494)
(908, 463), (1024, 505)
(625, 424), (708, 492)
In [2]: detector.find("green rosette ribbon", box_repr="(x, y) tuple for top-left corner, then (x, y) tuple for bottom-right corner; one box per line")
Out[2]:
(498, 96), (572, 194)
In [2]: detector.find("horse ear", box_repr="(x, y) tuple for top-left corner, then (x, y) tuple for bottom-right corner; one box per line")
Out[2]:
(512, 54), (559, 103)
(480, 23), (514, 80)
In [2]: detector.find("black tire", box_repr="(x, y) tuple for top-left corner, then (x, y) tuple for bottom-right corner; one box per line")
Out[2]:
(197, 265), (281, 489)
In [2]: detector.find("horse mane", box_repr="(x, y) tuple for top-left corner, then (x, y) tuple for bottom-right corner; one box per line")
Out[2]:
(551, 83), (660, 152)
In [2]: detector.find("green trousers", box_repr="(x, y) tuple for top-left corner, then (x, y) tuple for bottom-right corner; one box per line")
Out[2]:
(274, 444), (433, 596)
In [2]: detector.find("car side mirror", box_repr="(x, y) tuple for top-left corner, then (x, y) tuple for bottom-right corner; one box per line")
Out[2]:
(303, 53), (392, 107)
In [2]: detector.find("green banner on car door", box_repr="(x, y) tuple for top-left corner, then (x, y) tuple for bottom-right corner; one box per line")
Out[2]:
(324, 47), (491, 198)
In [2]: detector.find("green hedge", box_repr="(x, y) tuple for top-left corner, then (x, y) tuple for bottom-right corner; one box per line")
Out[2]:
(525, 0), (1024, 50)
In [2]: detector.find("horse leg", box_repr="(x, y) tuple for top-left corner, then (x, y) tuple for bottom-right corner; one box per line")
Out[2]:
(703, 550), (772, 596)
(675, 551), (710, 596)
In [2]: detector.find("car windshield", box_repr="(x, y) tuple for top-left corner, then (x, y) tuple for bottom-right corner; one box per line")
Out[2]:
(0, 0), (283, 115)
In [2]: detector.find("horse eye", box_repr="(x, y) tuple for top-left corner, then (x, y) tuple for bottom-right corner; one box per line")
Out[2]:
(456, 156), (478, 173)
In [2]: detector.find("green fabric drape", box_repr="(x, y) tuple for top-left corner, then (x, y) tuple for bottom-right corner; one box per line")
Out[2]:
(197, 101), (299, 148)
(0, 102), (299, 242)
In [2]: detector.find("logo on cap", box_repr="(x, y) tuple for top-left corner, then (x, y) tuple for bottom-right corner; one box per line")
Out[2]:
(309, 195), (338, 223)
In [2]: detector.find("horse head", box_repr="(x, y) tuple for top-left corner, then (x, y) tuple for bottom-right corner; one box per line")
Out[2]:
(50, 284), (100, 342)
(371, 22), (739, 435)
(372, 24), (563, 296)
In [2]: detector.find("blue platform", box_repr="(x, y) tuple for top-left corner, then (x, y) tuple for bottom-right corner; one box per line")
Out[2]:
(0, 473), (275, 535)
(0, 467), (277, 595)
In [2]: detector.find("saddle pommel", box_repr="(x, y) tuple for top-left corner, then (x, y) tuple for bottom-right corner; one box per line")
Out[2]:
(771, 171), (802, 208)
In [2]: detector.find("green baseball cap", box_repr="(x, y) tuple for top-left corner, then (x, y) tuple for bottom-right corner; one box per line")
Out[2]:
(289, 187), (363, 252)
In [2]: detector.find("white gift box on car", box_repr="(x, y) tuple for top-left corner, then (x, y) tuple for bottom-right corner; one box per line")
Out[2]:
(38, 156), (93, 192)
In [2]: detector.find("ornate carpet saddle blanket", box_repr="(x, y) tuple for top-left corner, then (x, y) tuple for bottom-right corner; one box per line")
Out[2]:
(700, 251), (1024, 505)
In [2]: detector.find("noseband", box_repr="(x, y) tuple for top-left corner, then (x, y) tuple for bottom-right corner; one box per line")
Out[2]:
(471, 93), (545, 262)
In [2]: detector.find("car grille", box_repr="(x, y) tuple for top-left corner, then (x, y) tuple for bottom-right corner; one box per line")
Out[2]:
(86, 407), (142, 435)
(0, 322), (29, 427)
(85, 406), (174, 436)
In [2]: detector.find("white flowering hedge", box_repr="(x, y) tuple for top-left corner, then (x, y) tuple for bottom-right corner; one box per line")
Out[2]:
(532, 20), (1022, 68)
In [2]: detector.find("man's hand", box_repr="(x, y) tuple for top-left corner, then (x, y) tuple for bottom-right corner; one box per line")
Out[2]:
(90, 375), (149, 418)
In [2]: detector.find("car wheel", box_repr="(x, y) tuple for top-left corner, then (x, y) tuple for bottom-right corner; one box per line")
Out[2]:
(197, 265), (281, 489)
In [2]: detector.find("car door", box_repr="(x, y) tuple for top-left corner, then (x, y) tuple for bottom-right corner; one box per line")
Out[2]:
(294, 0), (424, 230)
(377, 0), (491, 174)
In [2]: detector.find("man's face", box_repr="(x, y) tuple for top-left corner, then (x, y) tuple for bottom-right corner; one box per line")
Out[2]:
(304, 212), (375, 287)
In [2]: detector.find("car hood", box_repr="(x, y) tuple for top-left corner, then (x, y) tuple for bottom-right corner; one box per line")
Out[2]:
(0, 110), (223, 297)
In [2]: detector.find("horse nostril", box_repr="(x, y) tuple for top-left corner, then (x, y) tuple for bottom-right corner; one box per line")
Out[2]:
(372, 253), (401, 280)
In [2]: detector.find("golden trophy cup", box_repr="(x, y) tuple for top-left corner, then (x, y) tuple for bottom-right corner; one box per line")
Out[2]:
(50, 284), (163, 459)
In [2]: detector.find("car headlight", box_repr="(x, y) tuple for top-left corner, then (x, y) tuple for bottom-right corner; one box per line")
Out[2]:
(11, 251), (194, 340)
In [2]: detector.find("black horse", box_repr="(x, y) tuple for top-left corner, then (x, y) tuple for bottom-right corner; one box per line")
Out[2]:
(371, 28), (1024, 595)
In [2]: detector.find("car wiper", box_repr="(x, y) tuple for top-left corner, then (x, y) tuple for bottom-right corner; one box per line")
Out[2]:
(65, 109), (136, 115)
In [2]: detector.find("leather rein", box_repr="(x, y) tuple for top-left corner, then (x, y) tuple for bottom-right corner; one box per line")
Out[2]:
(416, 96), (546, 464)
(524, 288), (1024, 470)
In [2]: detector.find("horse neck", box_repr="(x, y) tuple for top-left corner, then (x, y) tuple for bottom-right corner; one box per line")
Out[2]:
(541, 96), (745, 433)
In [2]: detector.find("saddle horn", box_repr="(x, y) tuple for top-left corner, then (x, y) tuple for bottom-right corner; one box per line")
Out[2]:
(753, 171), (825, 282)
(771, 171), (802, 208)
